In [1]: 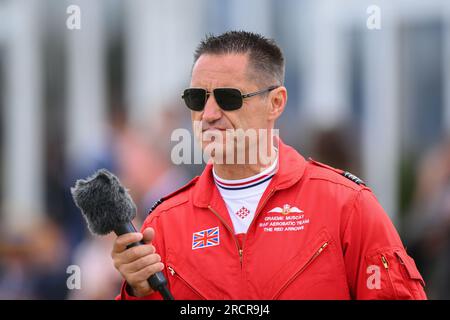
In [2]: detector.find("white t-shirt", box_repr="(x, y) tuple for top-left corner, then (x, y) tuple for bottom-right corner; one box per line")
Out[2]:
(213, 156), (278, 234)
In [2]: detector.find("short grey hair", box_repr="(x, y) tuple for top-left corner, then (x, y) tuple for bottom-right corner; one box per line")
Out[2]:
(193, 30), (285, 86)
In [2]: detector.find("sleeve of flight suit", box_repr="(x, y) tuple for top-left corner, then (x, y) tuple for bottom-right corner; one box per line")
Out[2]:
(341, 188), (427, 300)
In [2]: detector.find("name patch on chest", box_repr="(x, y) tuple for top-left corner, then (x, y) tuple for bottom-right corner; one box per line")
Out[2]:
(259, 204), (310, 233)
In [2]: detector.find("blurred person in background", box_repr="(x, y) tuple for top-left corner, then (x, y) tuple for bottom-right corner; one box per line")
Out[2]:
(114, 105), (190, 222)
(406, 138), (450, 299)
(0, 235), (32, 299)
(310, 126), (360, 174)
(68, 234), (122, 300)
(0, 218), (69, 299)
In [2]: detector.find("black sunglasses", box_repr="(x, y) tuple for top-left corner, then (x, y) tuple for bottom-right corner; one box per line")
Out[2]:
(181, 85), (280, 111)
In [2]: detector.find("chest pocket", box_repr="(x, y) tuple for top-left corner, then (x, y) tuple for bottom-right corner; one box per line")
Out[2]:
(165, 249), (231, 300)
(266, 228), (350, 299)
(166, 263), (207, 300)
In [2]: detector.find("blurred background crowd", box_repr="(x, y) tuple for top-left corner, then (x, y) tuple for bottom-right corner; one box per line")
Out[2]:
(0, 0), (449, 299)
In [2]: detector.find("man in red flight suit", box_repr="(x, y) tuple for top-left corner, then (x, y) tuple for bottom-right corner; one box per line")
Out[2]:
(112, 31), (426, 300)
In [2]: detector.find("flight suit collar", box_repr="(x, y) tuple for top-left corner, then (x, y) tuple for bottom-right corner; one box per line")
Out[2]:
(192, 138), (307, 209)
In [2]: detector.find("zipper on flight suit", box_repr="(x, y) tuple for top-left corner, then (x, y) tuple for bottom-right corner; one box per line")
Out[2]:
(208, 205), (243, 265)
(381, 255), (389, 269)
(167, 265), (207, 299)
(245, 188), (276, 239)
(273, 241), (329, 299)
(381, 254), (397, 296)
(208, 187), (277, 266)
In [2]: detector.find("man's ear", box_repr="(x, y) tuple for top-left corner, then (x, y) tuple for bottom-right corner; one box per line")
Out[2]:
(267, 86), (287, 121)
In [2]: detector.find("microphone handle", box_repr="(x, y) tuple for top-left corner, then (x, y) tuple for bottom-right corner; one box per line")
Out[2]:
(115, 223), (174, 300)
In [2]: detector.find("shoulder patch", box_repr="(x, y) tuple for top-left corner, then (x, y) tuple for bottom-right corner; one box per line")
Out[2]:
(147, 176), (199, 216)
(342, 171), (366, 186)
(148, 198), (164, 215)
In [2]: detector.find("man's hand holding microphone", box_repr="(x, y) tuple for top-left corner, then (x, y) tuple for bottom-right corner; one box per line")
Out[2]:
(111, 227), (164, 297)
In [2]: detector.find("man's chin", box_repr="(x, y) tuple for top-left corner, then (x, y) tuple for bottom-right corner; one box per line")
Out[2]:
(201, 141), (228, 162)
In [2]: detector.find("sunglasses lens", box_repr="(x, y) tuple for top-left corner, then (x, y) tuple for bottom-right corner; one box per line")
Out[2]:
(182, 88), (206, 111)
(214, 88), (243, 111)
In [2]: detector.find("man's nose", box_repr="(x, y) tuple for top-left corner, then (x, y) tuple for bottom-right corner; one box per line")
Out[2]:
(202, 93), (222, 123)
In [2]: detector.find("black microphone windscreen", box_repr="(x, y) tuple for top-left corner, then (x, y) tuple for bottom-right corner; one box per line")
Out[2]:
(71, 169), (137, 235)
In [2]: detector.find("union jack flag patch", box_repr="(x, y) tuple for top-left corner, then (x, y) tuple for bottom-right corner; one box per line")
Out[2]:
(192, 226), (220, 250)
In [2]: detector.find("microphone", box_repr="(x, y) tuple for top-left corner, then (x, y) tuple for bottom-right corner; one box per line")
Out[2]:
(71, 169), (174, 300)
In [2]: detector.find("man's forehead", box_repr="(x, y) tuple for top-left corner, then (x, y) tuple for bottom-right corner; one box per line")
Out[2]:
(191, 53), (250, 86)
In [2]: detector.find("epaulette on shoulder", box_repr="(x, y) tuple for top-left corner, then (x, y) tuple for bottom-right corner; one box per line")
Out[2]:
(308, 158), (366, 186)
(148, 198), (164, 214)
(147, 176), (199, 216)
(342, 171), (366, 186)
